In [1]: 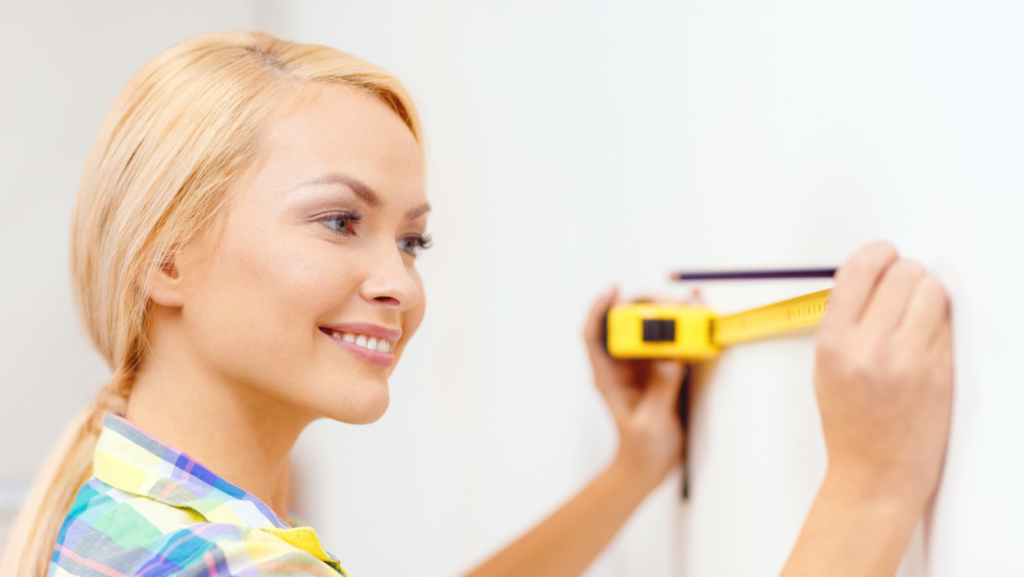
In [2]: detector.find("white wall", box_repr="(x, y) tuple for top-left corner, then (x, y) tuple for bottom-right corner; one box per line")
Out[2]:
(4, 2), (1024, 577)
(279, 2), (1024, 577)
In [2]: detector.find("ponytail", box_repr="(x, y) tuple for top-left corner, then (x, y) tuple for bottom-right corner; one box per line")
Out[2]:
(0, 373), (129, 576)
(0, 31), (420, 576)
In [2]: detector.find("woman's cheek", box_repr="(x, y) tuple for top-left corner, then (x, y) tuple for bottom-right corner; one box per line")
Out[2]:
(212, 225), (329, 356)
(264, 239), (353, 316)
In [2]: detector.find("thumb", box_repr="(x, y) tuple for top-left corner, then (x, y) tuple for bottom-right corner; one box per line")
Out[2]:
(642, 361), (686, 408)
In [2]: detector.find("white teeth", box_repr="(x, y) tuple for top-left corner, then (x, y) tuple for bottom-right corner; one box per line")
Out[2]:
(329, 330), (392, 354)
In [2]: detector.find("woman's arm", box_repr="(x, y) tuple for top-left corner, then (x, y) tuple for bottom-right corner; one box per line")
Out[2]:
(464, 288), (686, 577)
(459, 451), (668, 577)
(781, 242), (953, 576)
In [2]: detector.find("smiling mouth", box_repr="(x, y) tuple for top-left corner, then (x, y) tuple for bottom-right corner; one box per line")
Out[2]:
(321, 328), (393, 354)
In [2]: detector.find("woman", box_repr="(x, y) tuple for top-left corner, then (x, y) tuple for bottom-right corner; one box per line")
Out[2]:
(1, 32), (952, 577)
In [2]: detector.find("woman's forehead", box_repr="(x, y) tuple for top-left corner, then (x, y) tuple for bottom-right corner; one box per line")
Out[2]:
(253, 86), (426, 206)
(273, 85), (420, 152)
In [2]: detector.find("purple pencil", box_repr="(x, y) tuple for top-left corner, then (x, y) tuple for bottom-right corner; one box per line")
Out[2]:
(670, 268), (837, 281)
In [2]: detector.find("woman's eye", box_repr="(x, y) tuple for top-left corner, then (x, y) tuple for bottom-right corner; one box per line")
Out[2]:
(397, 234), (433, 257)
(319, 212), (361, 235)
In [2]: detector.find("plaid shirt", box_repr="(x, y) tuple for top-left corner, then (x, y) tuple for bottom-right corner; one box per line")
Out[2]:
(49, 414), (347, 576)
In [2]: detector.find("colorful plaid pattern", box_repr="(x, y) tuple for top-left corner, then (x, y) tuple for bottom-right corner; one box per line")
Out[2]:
(49, 414), (347, 576)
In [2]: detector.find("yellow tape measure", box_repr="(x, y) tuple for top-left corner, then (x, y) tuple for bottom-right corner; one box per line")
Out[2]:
(605, 289), (832, 361)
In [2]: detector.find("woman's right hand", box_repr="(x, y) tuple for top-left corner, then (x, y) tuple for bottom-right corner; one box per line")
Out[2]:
(814, 241), (954, 508)
(781, 242), (953, 577)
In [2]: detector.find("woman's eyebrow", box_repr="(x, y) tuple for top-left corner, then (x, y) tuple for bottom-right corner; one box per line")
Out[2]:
(407, 203), (431, 220)
(297, 173), (380, 207)
(295, 173), (429, 218)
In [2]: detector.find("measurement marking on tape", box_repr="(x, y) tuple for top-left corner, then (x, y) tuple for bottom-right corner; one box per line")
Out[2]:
(712, 289), (831, 346)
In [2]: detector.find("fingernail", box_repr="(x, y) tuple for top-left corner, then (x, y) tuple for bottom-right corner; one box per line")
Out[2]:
(656, 361), (677, 376)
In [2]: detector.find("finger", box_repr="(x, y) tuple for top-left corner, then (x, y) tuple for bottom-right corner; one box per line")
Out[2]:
(928, 305), (953, 352)
(593, 360), (647, 422)
(593, 359), (647, 398)
(583, 285), (619, 353)
(897, 275), (950, 348)
(861, 258), (926, 332)
(825, 241), (899, 326)
(641, 361), (685, 409)
(925, 320), (954, 397)
(686, 288), (704, 306)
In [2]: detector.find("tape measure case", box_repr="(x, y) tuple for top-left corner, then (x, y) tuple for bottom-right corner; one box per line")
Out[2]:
(605, 303), (720, 361)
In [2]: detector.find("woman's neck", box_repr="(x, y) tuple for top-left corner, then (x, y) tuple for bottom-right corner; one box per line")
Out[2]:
(125, 336), (315, 520)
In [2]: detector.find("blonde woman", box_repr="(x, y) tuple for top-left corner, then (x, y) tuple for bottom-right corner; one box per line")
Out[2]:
(1, 32), (953, 577)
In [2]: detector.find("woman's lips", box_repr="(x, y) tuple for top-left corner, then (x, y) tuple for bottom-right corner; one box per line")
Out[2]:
(321, 328), (395, 368)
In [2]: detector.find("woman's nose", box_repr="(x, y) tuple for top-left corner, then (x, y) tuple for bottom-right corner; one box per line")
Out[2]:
(358, 241), (420, 311)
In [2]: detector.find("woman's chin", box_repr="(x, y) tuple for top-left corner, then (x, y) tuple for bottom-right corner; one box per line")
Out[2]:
(326, 387), (391, 425)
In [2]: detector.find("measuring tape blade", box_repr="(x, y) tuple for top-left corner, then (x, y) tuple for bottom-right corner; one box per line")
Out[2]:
(711, 289), (831, 346)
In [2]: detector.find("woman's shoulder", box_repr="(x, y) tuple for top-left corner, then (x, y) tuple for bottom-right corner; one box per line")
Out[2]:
(49, 477), (344, 576)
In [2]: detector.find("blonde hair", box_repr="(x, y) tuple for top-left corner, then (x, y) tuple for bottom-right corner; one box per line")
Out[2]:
(0, 31), (421, 576)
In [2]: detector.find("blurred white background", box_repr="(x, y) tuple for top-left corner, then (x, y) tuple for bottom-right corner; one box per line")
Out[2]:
(3, 2), (1024, 576)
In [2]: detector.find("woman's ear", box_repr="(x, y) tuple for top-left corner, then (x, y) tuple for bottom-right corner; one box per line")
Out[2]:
(141, 250), (187, 308)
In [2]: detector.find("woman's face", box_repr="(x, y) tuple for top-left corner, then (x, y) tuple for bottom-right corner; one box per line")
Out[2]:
(171, 86), (428, 424)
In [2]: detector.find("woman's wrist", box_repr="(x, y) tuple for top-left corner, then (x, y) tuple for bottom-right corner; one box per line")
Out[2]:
(822, 461), (935, 517)
(780, 468), (926, 577)
(818, 465), (929, 531)
(607, 447), (673, 500)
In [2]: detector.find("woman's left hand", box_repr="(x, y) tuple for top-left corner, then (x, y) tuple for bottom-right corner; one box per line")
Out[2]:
(583, 287), (686, 492)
